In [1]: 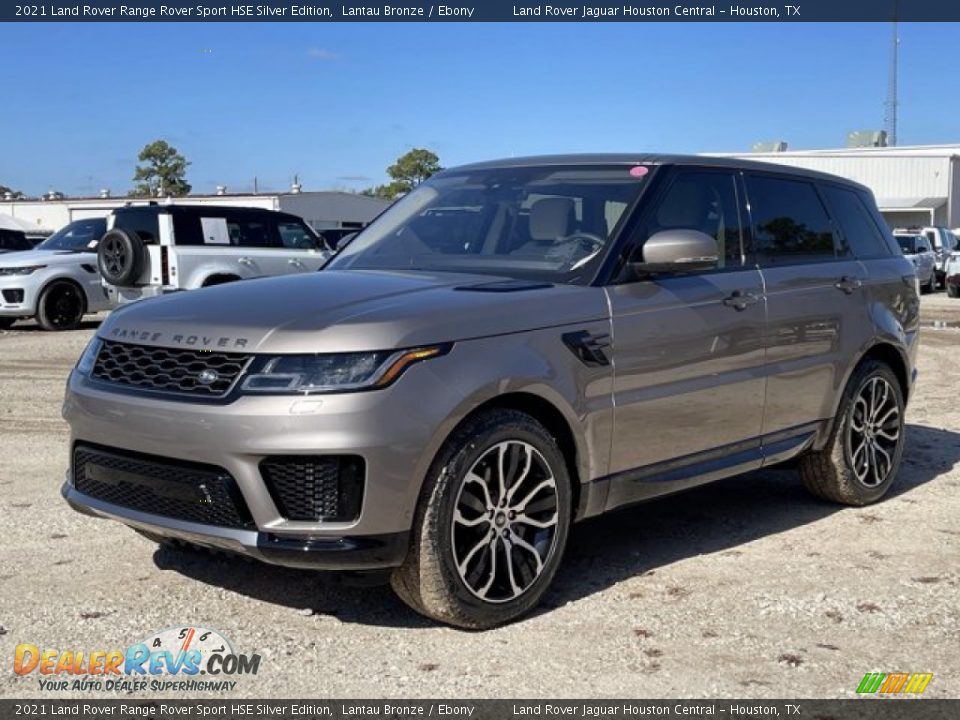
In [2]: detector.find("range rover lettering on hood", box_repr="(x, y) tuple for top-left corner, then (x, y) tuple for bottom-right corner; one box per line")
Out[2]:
(109, 327), (250, 349)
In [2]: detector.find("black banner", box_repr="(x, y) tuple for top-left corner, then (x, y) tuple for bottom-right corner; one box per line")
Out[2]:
(3, 0), (960, 23)
(0, 700), (958, 720)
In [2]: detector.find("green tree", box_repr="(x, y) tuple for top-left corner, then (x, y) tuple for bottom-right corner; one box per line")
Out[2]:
(387, 148), (441, 190)
(132, 140), (192, 197)
(364, 148), (441, 199)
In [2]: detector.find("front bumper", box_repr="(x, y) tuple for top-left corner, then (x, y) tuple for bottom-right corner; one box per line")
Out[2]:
(0, 273), (40, 316)
(62, 357), (468, 569)
(61, 478), (408, 570)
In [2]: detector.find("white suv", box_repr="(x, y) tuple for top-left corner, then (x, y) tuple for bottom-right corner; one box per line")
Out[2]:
(0, 217), (111, 331)
(98, 204), (331, 304)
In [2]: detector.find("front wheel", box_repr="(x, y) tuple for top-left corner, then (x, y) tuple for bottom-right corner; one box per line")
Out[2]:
(948, 285), (959, 299)
(800, 360), (905, 505)
(36, 281), (87, 331)
(391, 409), (572, 629)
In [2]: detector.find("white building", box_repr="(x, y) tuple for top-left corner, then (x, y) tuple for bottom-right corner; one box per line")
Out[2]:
(709, 144), (960, 229)
(0, 189), (390, 234)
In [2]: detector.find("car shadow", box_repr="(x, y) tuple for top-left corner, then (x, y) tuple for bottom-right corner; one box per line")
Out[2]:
(3, 317), (102, 333)
(154, 423), (959, 630)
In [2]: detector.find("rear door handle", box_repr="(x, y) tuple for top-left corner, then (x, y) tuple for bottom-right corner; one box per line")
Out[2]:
(238, 257), (254, 267)
(722, 290), (759, 311)
(835, 276), (863, 294)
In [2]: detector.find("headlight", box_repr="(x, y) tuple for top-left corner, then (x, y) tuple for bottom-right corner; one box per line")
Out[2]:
(240, 345), (450, 395)
(75, 337), (103, 376)
(0, 265), (46, 276)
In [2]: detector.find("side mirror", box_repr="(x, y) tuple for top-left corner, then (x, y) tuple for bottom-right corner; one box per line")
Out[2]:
(633, 229), (719, 273)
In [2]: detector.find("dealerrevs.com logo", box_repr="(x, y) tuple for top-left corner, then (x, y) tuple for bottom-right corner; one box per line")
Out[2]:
(13, 626), (261, 693)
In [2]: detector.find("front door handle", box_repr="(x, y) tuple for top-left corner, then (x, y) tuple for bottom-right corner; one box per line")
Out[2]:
(288, 258), (304, 268)
(835, 276), (863, 294)
(722, 290), (759, 311)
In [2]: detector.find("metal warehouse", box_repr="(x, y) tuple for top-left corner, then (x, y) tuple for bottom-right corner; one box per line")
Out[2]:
(711, 144), (960, 230)
(0, 189), (391, 234)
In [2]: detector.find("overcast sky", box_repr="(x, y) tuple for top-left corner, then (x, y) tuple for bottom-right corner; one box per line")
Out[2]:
(1, 22), (957, 196)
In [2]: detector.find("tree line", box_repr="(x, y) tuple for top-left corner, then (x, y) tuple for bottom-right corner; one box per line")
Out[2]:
(2, 142), (441, 201)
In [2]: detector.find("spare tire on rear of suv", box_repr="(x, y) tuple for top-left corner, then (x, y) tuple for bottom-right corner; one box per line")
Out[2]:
(97, 229), (146, 286)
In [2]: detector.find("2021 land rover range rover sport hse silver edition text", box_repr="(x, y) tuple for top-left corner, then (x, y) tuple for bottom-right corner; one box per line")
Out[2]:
(63, 155), (919, 629)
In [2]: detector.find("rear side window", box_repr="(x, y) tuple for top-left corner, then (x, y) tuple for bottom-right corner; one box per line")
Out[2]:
(821, 185), (892, 259)
(631, 170), (745, 269)
(113, 208), (159, 244)
(747, 175), (836, 265)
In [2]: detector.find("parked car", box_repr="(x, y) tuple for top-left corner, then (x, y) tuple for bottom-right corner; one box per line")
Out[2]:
(893, 232), (937, 292)
(0, 217), (109, 331)
(0, 228), (33, 254)
(944, 250), (960, 298)
(97, 204), (331, 305)
(895, 226), (957, 287)
(63, 155), (918, 629)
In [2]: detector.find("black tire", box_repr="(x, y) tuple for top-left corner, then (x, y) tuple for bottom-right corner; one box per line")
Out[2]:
(0, 318), (16, 330)
(36, 281), (87, 331)
(921, 273), (934, 294)
(948, 285), (959, 299)
(391, 409), (572, 629)
(800, 359), (905, 506)
(97, 229), (145, 286)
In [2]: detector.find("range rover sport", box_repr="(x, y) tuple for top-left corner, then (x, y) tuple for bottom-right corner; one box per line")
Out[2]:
(62, 155), (919, 629)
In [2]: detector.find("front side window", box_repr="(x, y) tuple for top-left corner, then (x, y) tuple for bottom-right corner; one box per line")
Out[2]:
(627, 170), (744, 270)
(227, 219), (277, 248)
(328, 165), (650, 284)
(38, 218), (107, 252)
(747, 175), (836, 265)
(277, 220), (319, 250)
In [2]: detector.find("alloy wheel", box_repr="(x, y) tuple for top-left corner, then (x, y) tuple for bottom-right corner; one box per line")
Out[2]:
(46, 284), (84, 329)
(102, 236), (126, 277)
(846, 376), (901, 488)
(451, 441), (560, 603)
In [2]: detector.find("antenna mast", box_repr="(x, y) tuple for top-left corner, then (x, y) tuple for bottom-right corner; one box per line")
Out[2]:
(884, 8), (899, 146)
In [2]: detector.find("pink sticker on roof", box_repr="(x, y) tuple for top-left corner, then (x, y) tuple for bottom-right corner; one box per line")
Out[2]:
(629, 166), (650, 177)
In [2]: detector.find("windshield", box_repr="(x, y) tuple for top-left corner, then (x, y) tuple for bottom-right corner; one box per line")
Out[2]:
(328, 165), (651, 284)
(895, 236), (918, 254)
(37, 218), (107, 252)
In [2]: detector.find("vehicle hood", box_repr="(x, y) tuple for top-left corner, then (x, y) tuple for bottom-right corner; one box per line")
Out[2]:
(0, 249), (95, 268)
(98, 270), (609, 353)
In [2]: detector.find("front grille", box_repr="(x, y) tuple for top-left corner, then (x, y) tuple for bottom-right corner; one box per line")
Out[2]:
(73, 444), (254, 529)
(92, 340), (252, 397)
(260, 456), (365, 522)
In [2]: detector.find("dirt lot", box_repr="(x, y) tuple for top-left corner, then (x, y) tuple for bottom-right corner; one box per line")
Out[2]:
(1, 295), (958, 699)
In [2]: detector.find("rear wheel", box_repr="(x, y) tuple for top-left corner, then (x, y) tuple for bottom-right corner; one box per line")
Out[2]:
(800, 360), (905, 505)
(922, 271), (935, 293)
(391, 409), (572, 629)
(948, 285), (959, 299)
(36, 281), (86, 331)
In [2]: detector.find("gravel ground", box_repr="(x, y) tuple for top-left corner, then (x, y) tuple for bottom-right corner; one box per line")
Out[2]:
(0, 295), (958, 700)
